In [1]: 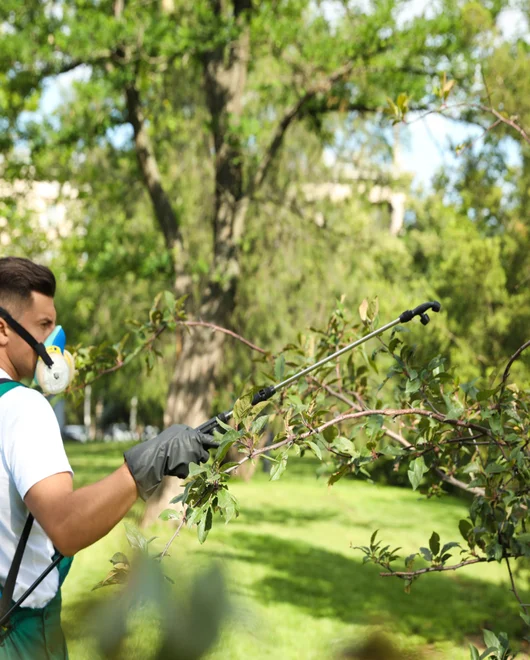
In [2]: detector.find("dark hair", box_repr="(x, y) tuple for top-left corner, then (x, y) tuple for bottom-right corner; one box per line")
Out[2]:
(0, 257), (56, 314)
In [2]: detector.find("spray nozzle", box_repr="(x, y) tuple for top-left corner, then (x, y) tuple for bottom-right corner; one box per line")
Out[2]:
(399, 301), (441, 325)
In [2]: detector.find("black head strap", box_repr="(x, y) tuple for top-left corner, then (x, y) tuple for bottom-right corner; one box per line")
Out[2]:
(0, 307), (54, 367)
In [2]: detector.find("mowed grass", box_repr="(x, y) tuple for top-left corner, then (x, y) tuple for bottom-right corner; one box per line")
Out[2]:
(62, 441), (530, 659)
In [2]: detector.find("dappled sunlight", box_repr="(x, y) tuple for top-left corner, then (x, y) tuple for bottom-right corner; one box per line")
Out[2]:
(61, 446), (529, 659)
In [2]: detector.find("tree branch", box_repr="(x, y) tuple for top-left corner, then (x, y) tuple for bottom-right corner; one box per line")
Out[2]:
(223, 408), (493, 483)
(179, 321), (269, 355)
(313, 409), (492, 438)
(306, 380), (485, 496)
(248, 62), (358, 196)
(483, 105), (530, 146)
(380, 557), (488, 578)
(125, 82), (183, 252)
(500, 339), (530, 398)
(69, 322), (169, 393)
(506, 557), (529, 616)
(160, 513), (187, 560)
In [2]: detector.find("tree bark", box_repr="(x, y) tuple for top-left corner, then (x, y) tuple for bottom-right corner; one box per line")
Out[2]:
(164, 8), (251, 427)
(144, 10), (252, 525)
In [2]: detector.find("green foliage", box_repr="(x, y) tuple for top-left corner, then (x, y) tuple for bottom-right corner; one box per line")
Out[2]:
(92, 553), (228, 660)
(2, 2), (529, 656)
(469, 629), (514, 660)
(68, 442), (526, 659)
(135, 299), (528, 658)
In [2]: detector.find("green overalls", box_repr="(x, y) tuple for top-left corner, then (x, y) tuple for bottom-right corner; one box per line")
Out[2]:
(0, 380), (73, 659)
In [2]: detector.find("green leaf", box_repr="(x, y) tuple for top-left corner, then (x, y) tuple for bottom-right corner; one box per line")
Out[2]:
(332, 436), (354, 455)
(322, 425), (338, 443)
(217, 488), (238, 524)
(159, 508), (181, 522)
(307, 440), (322, 460)
(477, 388), (497, 402)
(479, 648), (499, 660)
(445, 398), (464, 420)
(516, 533), (530, 545)
(485, 462), (505, 474)
(109, 552), (129, 566)
(251, 415), (269, 436)
(429, 532), (440, 556)
(441, 542), (460, 556)
(408, 456), (428, 491)
(170, 482), (192, 505)
(215, 430), (240, 462)
(482, 630), (501, 651)
(233, 394), (253, 426)
(396, 92), (409, 113)
(215, 416), (233, 432)
(188, 463), (208, 477)
(364, 415), (384, 438)
(459, 519), (473, 541)
(250, 401), (271, 418)
(380, 444), (402, 458)
(405, 378), (421, 395)
(291, 443), (301, 457)
(197, 507), (213, 544)
(469, 644), (480, 660)
(419, 547), (432, 561)
(274, 354), (285, 381)
(270, 451), (288, 481)
(328, 464), (349, 486)
(162, 290), (176, 311)
(124, 523), (147, 553)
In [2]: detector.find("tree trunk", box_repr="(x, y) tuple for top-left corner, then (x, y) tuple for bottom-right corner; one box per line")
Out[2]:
(164, 284), (236, 427)
(142, 284), (237, 528)
(143, 17), (253, 524)
(164, 13), (251, 427)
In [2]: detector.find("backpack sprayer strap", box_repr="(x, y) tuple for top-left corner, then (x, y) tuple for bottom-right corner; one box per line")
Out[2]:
(0, 379), (34, 629)
(0, 379), (70, 631)
(0, 514), (34, 622)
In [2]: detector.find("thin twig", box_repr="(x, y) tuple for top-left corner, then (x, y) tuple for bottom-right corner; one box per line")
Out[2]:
(505, 557), (529, 616)
(312, 409), (492, 438)
(380, 557), (487, 578)
(69, 323), (169, 393)
(500, 339), (530, 398)
(160, 513), (187, 560)
(179, 321), (269, 355)
(71, 318), (269, 394)
(308, 379), (485, 495)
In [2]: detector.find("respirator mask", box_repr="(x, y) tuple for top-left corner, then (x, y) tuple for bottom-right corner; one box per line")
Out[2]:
(0, 307), (75, 394)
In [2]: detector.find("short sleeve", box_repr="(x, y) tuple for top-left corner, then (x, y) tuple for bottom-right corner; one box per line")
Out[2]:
(2, 388), (73, 499)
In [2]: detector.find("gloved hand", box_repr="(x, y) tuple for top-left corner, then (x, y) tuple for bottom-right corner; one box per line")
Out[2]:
(124, 424), (213, 501)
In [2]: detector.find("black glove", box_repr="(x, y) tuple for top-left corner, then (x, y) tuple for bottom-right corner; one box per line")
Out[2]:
(124, 424), (212, 501)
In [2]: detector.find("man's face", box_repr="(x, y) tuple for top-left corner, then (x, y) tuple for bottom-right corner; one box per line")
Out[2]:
(0, 292), (57, 380)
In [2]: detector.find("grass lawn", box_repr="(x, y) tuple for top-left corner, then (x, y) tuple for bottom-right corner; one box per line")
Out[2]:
(61, 441), (530, 659)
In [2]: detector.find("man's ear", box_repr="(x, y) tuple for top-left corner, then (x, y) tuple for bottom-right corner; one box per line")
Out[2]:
(0, 318), (9, 346)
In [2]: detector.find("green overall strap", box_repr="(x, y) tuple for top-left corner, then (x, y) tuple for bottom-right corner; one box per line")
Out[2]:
(0, 515), (34, 621)
(0, 380), (23, 397)
(0, 380), (35, 625)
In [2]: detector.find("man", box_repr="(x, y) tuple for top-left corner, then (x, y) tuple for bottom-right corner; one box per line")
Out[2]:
(0, 256), (213, 659)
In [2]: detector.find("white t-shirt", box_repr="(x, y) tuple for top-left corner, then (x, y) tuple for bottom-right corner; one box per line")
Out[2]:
(0, 368), (73, 608)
